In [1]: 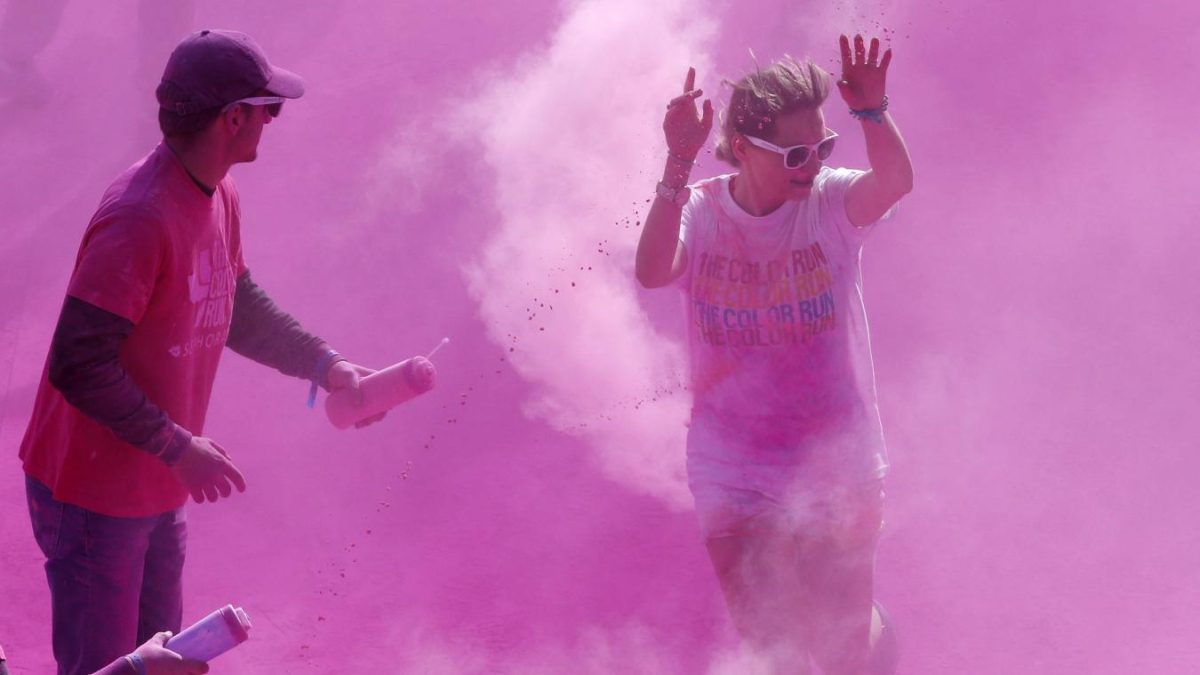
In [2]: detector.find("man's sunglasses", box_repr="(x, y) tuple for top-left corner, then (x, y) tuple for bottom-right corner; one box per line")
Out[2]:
(222, 96), (285, 118)
(743, 131), (838, 169)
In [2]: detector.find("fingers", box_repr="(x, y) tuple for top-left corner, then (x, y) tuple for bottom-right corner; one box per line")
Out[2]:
(667, 89), (703, 109)
(842, 34), (891, 70)
(199, 474), (236, 502)
(700, 98), (714, 132)
(329, 362), (366, 404)
(354, 412), (387, 429)
(206, 439), (241, 495)
(223, 461), (248, 493)
(181, 440), (246, 500)
(669, 67), (701, 111)
(348, 369), (364, 405)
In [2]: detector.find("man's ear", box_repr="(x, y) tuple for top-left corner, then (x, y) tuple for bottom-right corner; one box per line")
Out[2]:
(223, 105), (243, 133)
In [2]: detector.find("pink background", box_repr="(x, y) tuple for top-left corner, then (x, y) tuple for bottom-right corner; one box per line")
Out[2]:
(2, 0), (1197, 672)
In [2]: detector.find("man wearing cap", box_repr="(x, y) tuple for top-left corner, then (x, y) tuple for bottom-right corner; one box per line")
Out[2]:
(19, 29), (377, 675)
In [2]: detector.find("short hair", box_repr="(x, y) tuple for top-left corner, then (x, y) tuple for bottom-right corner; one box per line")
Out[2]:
(155, 80), (223, 140)
(158, 106), (222, 140)
(714, 56), (831, 167)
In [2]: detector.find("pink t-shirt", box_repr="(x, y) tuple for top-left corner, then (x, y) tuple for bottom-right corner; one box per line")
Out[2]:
(20, 143), (247, 517)
(679, 167), (890, 484)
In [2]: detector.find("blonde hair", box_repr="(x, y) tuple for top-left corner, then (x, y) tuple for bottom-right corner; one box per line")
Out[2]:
(714, 55), (831, 167)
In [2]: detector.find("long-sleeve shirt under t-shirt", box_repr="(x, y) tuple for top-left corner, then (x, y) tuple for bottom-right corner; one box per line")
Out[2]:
(20, 143), (332, 517)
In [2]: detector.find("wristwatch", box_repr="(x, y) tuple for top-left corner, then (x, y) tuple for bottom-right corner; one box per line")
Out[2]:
(656, 181), (690, 207)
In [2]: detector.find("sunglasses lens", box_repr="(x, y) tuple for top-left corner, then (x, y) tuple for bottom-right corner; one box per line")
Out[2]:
(266, 102), (283, 117)
(817, 136), (836, 160)
(785, 147), (810, 169)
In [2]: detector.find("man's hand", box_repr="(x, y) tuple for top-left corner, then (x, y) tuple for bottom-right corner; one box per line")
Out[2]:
(326, 360), (386, 428)
(837, 34), (890, 110)
(130, 631), (209, 675)
(170, 437), (247, 504)
(663, 67), (714, 164)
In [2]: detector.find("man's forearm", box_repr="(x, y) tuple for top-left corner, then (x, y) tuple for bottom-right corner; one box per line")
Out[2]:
(48, 296), (191, 464)
(226, 271), (334, 385)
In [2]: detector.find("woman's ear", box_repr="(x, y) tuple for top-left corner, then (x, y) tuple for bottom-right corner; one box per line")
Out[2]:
(730, 134), (746, 163)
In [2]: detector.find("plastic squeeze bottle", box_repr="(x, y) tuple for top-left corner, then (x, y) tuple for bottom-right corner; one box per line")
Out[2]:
(165, 605), (251, 662)
(325, 355), (437, 429)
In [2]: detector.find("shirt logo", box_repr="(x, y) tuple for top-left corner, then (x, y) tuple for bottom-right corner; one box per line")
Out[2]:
(691, 242), (837, 348)
(190, 247), (235, 330)
(168, 246), (234, 358)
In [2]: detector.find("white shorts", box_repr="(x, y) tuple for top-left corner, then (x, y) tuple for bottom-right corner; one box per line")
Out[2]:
(686, 417), (885, 539)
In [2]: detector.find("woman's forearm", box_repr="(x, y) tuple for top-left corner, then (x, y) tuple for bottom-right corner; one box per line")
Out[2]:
(635, 156), (692, 288)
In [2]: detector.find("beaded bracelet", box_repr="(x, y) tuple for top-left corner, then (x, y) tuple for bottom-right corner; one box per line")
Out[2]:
(849, 95), (889, 124)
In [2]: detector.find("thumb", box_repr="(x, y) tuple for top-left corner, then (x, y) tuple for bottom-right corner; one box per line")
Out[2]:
(152, 631), (173, 645)
(701, 98), (714, 131)
(347, 368), (364, 406)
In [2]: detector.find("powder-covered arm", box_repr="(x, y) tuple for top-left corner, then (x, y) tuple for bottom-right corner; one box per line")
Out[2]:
(837, 34), (914, 227)
(225, 271), (341, 387)
(636, 66), (713, 289)
(47, 296), (193, 465)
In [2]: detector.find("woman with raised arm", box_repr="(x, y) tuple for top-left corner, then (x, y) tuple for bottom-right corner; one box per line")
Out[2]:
(636, 35), (912, 674)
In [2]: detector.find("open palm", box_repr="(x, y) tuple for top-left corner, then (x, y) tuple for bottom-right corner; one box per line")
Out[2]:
(837, 34), (891, 110)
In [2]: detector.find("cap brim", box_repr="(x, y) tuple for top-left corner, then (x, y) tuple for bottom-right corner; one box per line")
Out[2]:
(265, 66), (305, 98)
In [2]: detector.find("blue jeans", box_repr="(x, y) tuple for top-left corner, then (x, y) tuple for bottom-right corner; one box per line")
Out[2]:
(25, 475), (187, 675)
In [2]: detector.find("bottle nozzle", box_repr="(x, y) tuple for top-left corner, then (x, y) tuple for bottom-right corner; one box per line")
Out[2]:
(427, 337), (450, 359)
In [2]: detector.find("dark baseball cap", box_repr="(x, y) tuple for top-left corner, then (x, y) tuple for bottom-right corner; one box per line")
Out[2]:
(156, 29), (305, 115)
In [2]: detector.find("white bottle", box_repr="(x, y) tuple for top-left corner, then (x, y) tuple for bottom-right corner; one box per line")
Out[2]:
(325, 356), (437, 429)
(166, 605), (251, 662)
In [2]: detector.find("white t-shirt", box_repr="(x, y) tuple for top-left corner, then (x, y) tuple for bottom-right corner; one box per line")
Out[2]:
(678, 167), (891, 484)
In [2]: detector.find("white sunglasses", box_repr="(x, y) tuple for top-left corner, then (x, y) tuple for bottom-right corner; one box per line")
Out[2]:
(742, 131), (838, 169)
(221, 96), (286, 117)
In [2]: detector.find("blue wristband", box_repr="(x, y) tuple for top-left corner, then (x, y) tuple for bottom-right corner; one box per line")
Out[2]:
(849, 95), (889, 124)
(308, 349), (341, 409)
(126, 653), (148, 675)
